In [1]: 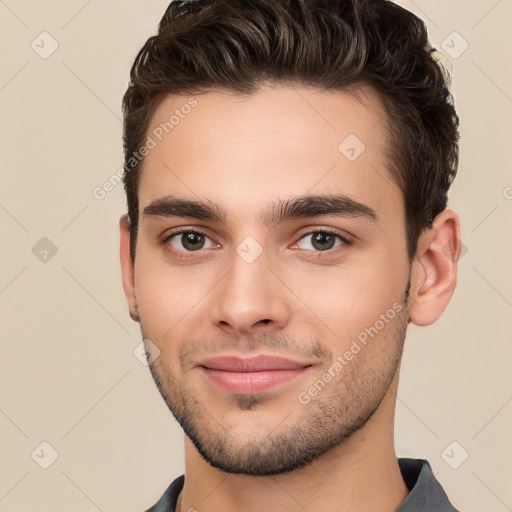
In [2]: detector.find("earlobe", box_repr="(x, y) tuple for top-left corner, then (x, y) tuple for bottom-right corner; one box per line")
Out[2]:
(119, 214), (140, 323)
(408, 209), (461, 326)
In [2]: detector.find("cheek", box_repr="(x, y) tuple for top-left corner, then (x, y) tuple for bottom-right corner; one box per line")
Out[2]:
(134, 255), (182, 336)
(133, 227), (409, 354)
(133, 252), (216, 343)
(290, 250), (407, 348)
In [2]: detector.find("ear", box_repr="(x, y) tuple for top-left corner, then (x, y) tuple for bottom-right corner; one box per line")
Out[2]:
(119, 214), (140, 322)
(408, 209), (461, 326)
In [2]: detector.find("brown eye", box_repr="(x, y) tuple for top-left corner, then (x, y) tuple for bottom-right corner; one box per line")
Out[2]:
(296, 231), (350, 252)
(311, 232), (337, 251)
(180, 232), (205, 251)
(165, 230), (215, 252)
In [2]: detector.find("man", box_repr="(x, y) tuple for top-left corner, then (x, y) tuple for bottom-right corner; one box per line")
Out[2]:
(119, 0), (463, 510)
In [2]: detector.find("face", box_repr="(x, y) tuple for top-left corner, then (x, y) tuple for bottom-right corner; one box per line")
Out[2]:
(126, 85), (412, 475)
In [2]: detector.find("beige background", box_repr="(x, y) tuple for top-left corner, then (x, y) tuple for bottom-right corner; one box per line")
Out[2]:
(1, 1), (511, 511)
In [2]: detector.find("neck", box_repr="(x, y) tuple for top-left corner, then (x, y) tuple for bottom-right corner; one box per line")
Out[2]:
(178, 374), (409, 512)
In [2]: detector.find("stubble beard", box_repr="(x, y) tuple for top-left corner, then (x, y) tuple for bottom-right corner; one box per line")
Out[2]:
(140, 281), (410, 476)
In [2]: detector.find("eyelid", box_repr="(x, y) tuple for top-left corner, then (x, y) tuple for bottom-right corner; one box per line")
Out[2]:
(161, 226), (353, 258)
(163, 228), (215, 242)
(295, 226), (353, 243)
(290, 227), (353, 253)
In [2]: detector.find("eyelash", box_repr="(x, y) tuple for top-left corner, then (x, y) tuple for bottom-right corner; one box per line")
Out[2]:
(161, 228), (353, 259)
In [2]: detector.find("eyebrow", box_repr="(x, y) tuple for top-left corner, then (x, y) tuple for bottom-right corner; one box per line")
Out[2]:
(142, 194), (378, 226)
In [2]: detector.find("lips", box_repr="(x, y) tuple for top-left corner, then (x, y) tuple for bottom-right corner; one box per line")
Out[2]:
(198, 355), (310, 372)
(197, 355), (313, 394)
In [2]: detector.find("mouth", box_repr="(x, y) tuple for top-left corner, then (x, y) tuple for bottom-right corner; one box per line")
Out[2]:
(196, 355), (314, 394)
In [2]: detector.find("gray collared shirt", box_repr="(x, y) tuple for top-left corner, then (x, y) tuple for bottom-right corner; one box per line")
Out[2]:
(145, 458), (461, 511)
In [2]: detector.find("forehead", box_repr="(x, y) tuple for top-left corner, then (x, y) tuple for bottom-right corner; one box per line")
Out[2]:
(138, 84), (401, 225)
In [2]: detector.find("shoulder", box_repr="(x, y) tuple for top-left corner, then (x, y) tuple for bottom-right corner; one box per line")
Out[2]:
(397, 458), (462, 512)
(142, 474), (184, 512)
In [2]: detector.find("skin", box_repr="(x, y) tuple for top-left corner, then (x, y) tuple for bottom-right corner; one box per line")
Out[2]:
(120, 84), (461, 512)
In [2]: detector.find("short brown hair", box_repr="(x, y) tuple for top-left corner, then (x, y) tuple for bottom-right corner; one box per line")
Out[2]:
(122, 0), (459, 262)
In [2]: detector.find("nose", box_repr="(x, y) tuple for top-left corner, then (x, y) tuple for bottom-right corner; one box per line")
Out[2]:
(210, 249), (291, 336)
